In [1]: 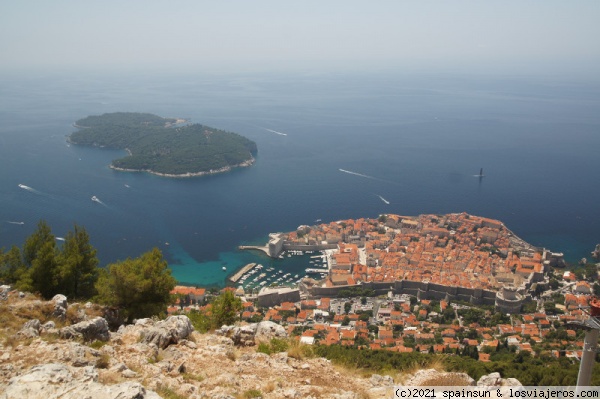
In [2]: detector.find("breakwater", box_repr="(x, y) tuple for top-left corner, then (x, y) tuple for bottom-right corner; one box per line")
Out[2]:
(238, 245), (270, 256)
(228, 263), (258, 283)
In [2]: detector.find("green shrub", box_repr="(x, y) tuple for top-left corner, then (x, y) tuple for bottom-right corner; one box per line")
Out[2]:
(243, 389), (263, 399)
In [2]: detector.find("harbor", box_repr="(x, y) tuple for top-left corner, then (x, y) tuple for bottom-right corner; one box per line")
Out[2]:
(228, 250), (331, 292)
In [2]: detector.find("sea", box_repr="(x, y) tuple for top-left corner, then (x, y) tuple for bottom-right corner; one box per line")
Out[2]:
(1, 70), (599, 288)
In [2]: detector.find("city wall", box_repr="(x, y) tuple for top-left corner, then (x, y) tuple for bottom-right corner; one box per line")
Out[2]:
(310, 279), (497, 306)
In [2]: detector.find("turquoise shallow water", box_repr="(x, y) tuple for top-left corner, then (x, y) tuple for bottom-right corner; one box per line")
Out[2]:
(1, 71), (599, 286)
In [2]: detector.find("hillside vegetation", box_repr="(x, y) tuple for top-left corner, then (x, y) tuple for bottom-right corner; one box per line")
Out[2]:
(68, 112), (257, 176)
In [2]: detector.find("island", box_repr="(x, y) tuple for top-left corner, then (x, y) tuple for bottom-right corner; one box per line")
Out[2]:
(68, 112), (257, 177)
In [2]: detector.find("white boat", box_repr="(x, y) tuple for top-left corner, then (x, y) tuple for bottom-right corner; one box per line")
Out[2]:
(91, 196), (100, 203)
(222, 266), (227, 271)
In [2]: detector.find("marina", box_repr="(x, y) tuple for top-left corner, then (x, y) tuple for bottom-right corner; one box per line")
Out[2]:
(227, 250), (330, 291)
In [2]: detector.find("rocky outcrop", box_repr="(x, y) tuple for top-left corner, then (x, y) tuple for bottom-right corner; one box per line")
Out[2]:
(59, 317), (110, 342)
(231, 324), (259, 346)
(1, 363), (161, 399)
(114, 315), (194, 349)
(0, 285), (10, 301)
(140, 315), (194, 349)
(18, 319), (41, 338)
(0, 291), (525, 399)
(255, 321), (288, 342)
(218, 321), (288, 346)
(51, 294), (68, 320)
(477, 372), (522, 387)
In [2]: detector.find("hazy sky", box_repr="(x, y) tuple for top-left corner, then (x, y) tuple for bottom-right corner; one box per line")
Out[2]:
(2, 1), (599, 76)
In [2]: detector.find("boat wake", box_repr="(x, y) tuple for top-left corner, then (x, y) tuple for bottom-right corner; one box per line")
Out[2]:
(18, 183), (46, 195)
(18, 184), (35, 192)
(339, 168), (375, 179)
(7, 221), (25, 225)
(91, 195), (107, 207)
(264, 128), (287, 136)
(377, 195), (390, 205)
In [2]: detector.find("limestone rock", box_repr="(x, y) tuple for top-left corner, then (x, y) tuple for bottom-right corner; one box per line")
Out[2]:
(477, 372), (522, 387)
(220, 321), (287, 346)
(1, 363), (161, 399)
(140, 315), (194, 349)
(0, 285), (10, 300)
(18, 319), (41, 338)
(231, 324), (258, 346)
(51, 294), (68, 319)
(255, 321), (288, 343)
(122, 369), (138, 378)
(59, 316), (110, 342)
(41, 320), (56, 331)
(370, 374), (394, 387)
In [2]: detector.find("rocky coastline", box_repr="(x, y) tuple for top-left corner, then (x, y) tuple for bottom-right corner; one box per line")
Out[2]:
(109, 157), (255, 178)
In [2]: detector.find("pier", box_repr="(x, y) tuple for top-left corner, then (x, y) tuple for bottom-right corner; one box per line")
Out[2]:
(228, 263), (258, 283)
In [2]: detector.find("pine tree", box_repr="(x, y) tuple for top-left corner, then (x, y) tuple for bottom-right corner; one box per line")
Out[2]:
(0, 246), (25, 284)
(95, 248), (176, 322)
(21, 220), (59, 297)
(58, 224), (99, 299)
(210, 290), (242, 328)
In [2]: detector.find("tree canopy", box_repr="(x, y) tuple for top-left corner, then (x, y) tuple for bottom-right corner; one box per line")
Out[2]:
(187, 290), (243, 332)
(95, 248), (176, 322)
(1, 221), (99, 300)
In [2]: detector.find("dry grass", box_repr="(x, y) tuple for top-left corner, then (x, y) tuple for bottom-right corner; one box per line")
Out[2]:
(286, 338), (314, 360)
(97, 370), (124, 385)
(262, 381), (276, 394)
(396, 355), (447, 385)
(225, 348), (238, 361)
(241, 389), (263, 399)
(147, 351), (164, 364)
(182, 372), (204, 383)
(2, 334), (19, 348)
(41, 332), (61, 344)
(13, 302), (55, 322)
(96, 353), (111, 369)
(0, 305), (23, 333)
(65, 304), (84, 324)
(155, 386), (188, 399)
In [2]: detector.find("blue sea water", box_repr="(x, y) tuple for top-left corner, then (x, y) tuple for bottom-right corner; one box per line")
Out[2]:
(1, 71), (599, 286)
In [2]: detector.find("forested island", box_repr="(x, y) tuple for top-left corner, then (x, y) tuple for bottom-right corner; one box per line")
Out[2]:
(68, 112), (257, 177)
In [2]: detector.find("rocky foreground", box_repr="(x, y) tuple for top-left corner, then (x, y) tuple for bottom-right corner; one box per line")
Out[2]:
(0, 287), (520, 399)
